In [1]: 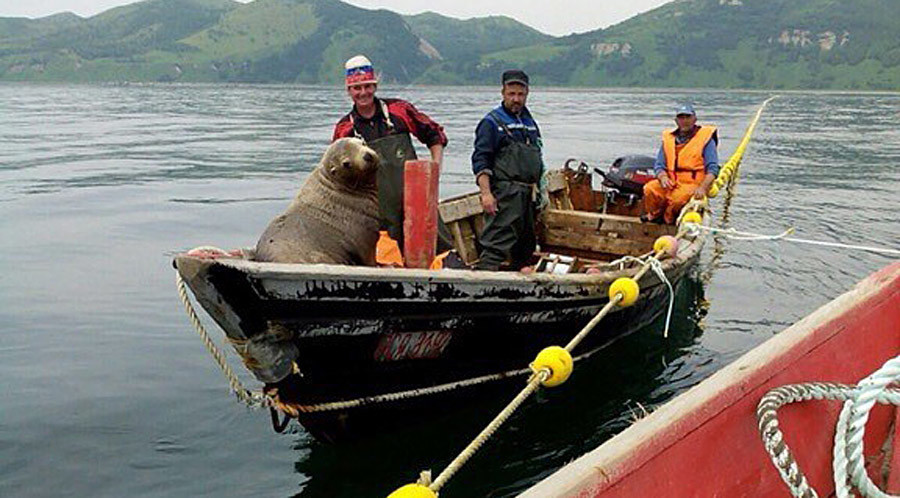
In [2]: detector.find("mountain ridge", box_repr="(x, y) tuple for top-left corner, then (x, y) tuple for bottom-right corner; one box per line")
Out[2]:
(1, 0), (897, 89)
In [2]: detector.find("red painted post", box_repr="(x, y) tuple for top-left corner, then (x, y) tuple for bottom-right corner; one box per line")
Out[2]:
(403, 160), (440, 269)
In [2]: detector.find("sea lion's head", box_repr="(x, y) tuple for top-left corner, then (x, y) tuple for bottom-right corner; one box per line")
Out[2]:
(321, 137), (379, 188)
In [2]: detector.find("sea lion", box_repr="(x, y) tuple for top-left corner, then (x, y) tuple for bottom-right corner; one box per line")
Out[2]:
(255, 137), (381, 265)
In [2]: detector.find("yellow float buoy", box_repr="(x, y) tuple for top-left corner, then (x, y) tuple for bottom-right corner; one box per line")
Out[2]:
(653, 235), (679, 258)
(386, 484), (437, 498)
(530, 346), (573, 387)
(609, 277), (640, 306)
(681, 211), (702, 226)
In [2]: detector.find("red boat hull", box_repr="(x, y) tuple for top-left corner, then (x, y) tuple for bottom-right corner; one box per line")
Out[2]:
(523, 262), (900, 497)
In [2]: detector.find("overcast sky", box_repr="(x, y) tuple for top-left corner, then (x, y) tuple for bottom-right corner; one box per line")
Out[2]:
(0, 0), (671, 36)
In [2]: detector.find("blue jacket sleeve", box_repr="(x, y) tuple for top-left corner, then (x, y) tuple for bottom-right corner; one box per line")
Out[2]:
(653, 145), (666, 175)
(472, 117), (498, 177)
(703, 138), (720, 176)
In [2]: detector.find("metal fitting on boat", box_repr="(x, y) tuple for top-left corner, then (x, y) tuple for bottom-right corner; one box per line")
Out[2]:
(531, 346), (573, 387)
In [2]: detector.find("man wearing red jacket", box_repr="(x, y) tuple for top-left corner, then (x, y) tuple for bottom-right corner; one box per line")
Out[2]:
(333, 55), (453, 263)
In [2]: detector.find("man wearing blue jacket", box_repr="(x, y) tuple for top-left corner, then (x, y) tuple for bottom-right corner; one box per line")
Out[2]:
(472, 70), (544, 271)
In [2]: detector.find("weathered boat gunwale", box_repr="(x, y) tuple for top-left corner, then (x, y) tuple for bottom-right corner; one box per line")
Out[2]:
(174, 209), (703, 289)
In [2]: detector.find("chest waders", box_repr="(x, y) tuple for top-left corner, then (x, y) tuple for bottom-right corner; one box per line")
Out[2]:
(351, 102), (453, 254)
(476, 111), (543, 271)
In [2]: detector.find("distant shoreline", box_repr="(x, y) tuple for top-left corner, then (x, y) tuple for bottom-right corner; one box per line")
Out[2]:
(1, 80), (898, 96)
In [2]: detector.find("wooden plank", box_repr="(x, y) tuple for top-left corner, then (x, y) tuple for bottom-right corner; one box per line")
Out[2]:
(453, 219), (480, 266)
(438, 193), (482, 223)
(540, 245), (617, 264)
(449, 221), (471, 264)
(544, 210), (675, 239)
(473, 214), (485, 239)
(543, 228), (651, 256)
(457, 218), (474, 239)
(563, 169), (597, 212)
(545, 169), (568, 192)
(605, 196), (644, 217)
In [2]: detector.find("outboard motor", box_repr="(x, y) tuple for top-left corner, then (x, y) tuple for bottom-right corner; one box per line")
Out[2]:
(594, 155), (656, 214)
(595, 155), (656, 197)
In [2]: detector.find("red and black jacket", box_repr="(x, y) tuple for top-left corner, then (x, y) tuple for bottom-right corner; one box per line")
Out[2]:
(332, 97), (448, 148)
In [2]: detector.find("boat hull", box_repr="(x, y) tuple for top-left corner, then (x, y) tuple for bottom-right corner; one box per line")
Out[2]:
(175, 233), (703, 441)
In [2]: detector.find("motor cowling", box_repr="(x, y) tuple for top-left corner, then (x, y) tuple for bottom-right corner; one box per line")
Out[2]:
(596, 155), (656, 197)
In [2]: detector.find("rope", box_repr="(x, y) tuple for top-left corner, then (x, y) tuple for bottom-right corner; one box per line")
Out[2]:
(429, 370), (549, 491)
(176, 271), (271, 409)
(270, 317), (647, 414)
(833, 399), (854, 498)
(645, 258), (676, 338)
(425, 236), (686, 494)
(698, 97), (776, 284)
(843, 355), (900, 498)
(177, 268), (631, 416)
(756, 356), (900, 497)
(598, 252), (655, 271)
(691, 225), (900, 256)
(294, 366), (534, 413)
(428, 295), (625, 491)
(708, 95), (777, 198)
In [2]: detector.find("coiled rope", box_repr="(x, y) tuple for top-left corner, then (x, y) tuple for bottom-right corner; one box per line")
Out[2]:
(757, 355), (900, 497)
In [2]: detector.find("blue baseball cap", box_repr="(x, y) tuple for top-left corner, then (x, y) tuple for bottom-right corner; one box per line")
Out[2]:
(675, 104), (695, 117)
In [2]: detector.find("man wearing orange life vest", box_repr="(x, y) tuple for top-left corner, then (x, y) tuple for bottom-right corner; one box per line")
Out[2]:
(642, 104), (719, 225)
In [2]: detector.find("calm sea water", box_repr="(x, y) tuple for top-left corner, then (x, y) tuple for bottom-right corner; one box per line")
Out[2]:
(1, 84), (897, 497)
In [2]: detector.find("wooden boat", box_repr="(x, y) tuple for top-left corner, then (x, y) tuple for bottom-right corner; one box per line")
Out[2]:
(521, 261), (900, 497)
(174, 165), (709, 442)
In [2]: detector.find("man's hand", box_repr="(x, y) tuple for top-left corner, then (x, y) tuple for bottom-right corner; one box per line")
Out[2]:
(429, 144), (444, 167)
(476, 172), (497, 215)
(481, 191), (498, 215)
(657, 172), (674, 190)
(694, 172), (715, 199)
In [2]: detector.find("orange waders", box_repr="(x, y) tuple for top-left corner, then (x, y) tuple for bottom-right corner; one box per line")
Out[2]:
(643, 125), (716, 224)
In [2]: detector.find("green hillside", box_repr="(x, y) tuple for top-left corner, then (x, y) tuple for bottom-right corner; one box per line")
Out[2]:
(403, 12), (551, 61)
(1, 0), (898, 89)
(459, 0), (900, 89)
(0, 13), (84, 43)
(237, 0), (434, 84)
(0, 0), (436, 83)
